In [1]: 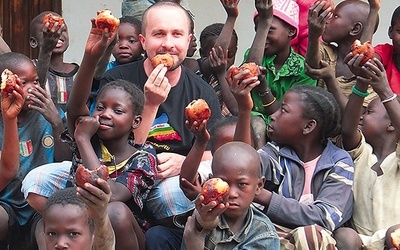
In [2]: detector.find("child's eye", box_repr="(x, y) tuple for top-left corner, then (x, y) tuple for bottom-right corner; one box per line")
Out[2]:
(96, 105), (104, 111)
(114, 109), (124, 115)
(69, 232), (80, 237)
(129, 38), (138, 44)
(47, 232), (56, 237)
(238, 183), (248, 187)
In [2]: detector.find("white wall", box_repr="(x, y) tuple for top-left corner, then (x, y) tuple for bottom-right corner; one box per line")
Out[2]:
(63, 0), (397, 65)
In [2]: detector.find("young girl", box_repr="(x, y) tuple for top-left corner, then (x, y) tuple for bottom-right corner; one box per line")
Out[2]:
(227, 68), (354, 248)
(43, 183), (114, 250)
(64, 16), (157, 250)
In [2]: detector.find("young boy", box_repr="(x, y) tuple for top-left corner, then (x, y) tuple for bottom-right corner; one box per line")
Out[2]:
(182, 141), (279, 249)
(0, 52), (69, 249)
(29, 11), (79, 112)
(43, 182), (115, 250)
(305, 0), (380, 110)
(334, 55), (400, 249)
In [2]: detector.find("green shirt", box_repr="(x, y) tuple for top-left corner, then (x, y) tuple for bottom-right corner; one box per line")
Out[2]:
(243, 48), (316, 123)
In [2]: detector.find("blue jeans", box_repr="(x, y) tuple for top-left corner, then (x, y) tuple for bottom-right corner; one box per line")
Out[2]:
(145, 225), (183, 250)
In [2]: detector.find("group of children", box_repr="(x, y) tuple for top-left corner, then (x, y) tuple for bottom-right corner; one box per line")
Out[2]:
(1, 0), (400, 249)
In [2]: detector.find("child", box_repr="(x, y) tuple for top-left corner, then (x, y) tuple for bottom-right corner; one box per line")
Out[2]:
(333, 55), (400, 248)
(94, 16), (144, 81)
(245, 0), (316, 147)
(0, 52), (69, 249)
(374, 6), (400, 94)
(91, 16), (144, 112)
(305, 0), (380, 110)
(227, 68), (354, 248)
(43, 183), (114, 250)
(29, 11), (79, 112)
(24, 15), (158, 250)
(65, 17), (157, 250)
(182, 142), (280, 249)
(197, 0), (239, 117)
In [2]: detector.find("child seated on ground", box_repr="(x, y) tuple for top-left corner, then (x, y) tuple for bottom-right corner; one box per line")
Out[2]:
(43, 183), (114, 250)
(227, 66), (354, 248)
(182, 142), (279, 249)
(332, 54), (400, 249)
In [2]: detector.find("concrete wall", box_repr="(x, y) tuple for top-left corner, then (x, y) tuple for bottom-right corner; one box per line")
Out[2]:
(62, 0), (397, 65)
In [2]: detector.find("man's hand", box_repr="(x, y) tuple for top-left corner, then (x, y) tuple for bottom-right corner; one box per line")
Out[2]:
(157, 152), (185, 179)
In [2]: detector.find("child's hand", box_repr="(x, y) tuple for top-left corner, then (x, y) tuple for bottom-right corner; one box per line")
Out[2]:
(368, 0), (380, 10)
(226, 65), (259, 112)
(255, 0), (273, 21)
(143, 64), (171, 108)
(209, 46), (228, 77)
(40, 21), (66, 53)
(1, 76), (24, 120)
(304, 60), (335, 81)
(183, 215), (207, 250)
(194, 193), (228, 230)
(358, 59), (392, 96)
(345, 52), (372, 79)
(185, 116), (210, 144)
(84, 18), (118, 59)
(221, 0), (240, 18)
(308, 1), (332, 38)
(180, 177), (202, 201)
(76, 178), (111, 222)
(27, 85), (61, 126)
(74, 116), (100, 141)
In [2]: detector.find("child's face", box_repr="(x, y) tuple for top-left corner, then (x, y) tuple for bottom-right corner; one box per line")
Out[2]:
(186, 34), (197, 58)
(212, 150), (263, 220)
(268, 91), (310, 144)
(92, 87), (138, 141)
(389, 19), (400, 55)
(12, 60), (40, 111)
(112, 23), (143, 64)
(44, 204), (94, 250)
(322, 3), (358, 44)
(360, 98), (391, 143)
(32, 14), (69, 54)
(264, 17), (294, 57)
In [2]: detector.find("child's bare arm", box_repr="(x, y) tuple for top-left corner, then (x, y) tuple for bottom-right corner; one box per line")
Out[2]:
(305, 1), (332, 69)
(0, 79), (24, 190)
(180, 119), (210, 194)
(342, 55), (367, 151)
(66, 18), (117, 137)
(76, 179), (115, 250)
(201, 0), (240, 80)
(360, 0), (380, 43)
(183, 215), (207, 250)
(209, 46), (238, 115)
(245, 0), (273, 65)
(28, 85), (71, 161)
(36, 22), (66, 88)
(226, 66), (260, 144)
(74, 116), (101, 170)
(93, 37), (117, 80)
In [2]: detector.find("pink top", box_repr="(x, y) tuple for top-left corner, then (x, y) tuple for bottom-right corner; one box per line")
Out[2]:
(374, 43), (400, 94)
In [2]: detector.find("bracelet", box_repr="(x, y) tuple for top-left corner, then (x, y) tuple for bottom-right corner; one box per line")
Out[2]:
(258, 88), (271, 97)
(381, 93), (398, 104)
(352, 85), (369, 98)
(262, 97), (276, 107)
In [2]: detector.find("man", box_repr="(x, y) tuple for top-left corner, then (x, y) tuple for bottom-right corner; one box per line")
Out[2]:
(100, 2), (222, 249)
